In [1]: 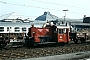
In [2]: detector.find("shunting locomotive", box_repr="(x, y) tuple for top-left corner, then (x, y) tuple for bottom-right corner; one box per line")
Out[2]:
(25, 21), (89, 46)
(25, 22), (70, 46)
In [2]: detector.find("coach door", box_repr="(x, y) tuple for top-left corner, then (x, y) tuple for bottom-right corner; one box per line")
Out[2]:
(57, 28), (69, 43)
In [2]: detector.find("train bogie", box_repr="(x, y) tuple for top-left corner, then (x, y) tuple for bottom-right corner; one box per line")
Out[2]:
(0, 33), (25, 48)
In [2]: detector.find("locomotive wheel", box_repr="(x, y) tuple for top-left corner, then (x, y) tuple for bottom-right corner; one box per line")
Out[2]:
(73, 39), (78, 44)
(57, 42), (65, 46)
(0, 43), (7, 48)
(33, 43), (38, 46)
(80, 38), (85, 43)
(25, 39), (38, 47)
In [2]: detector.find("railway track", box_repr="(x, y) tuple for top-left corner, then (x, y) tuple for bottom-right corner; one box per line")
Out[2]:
(0, 42), (90, 60)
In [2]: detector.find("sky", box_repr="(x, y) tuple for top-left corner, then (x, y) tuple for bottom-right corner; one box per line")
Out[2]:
(0, 0), (90, 20)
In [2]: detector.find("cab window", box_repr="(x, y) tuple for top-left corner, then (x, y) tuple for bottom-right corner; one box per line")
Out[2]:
(58, 29), (66, 34)
(58, 29), (63, 34)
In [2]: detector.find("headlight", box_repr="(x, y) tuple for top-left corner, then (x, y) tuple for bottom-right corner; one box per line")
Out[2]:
(77, 34), (79, 35)
(33, 32), (35, 33)
(60, 36), (62, 38)
(86, 33), (89, 35)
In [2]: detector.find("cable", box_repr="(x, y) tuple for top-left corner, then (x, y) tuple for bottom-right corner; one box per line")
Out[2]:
(0, 1), (89, 15)
(31, 0), (90, 10)
(0, 1), (62, 11)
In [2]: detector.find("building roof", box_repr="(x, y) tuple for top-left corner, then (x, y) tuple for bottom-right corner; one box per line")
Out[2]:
(56, 18), (83, 23)
(35, 11), (58, 21)
(71, 22), (90, 26)
(0, 12), (25, 20)
(0, 22), (44, 27)
(35, 11), (83, 23)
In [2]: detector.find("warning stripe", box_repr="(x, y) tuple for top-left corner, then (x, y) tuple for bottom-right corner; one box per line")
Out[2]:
(38, 29), (43, 32)
(46, 29), (49, 32)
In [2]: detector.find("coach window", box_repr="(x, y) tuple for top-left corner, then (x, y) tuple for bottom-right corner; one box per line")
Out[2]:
(0, 27), (4, 32)
(7, 27), (10, 31)
(15, 27), (20, 32)
(7, 27), (9, 31)
(22, 27), (26, 32)
(7, 27), (11, 31)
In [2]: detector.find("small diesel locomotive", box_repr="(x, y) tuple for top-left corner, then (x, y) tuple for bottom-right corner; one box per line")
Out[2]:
(25, 23), (70, 46)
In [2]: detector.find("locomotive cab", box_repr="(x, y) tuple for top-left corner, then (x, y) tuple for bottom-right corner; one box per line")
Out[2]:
(56, 26), (70, 43)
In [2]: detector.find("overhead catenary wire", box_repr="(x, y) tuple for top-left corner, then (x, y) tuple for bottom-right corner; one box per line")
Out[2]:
(31, 0), (90, 10)
(0, 1), (89, 16)
(0, 1), (63, 11)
